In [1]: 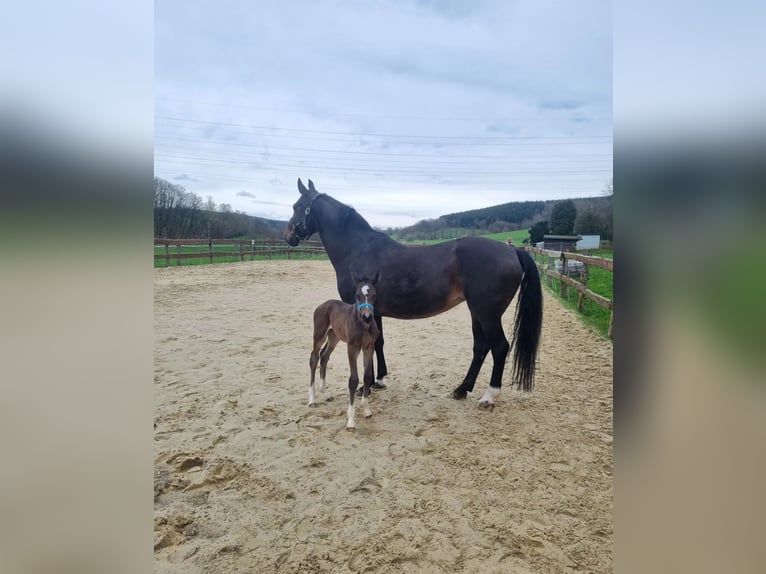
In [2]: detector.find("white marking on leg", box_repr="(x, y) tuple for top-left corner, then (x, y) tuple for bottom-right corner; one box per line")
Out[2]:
(308, 384), (316, 406)
(347, 404), (356, 429)
(479, 385), (501, 406)
(319, 378), (326, 393)
(362, 395), (372, 418)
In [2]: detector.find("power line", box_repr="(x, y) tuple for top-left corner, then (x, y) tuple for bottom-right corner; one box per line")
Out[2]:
(155, 135), (613, 163)
(157, 97), (612, 123)
(155, 153), (612, 176)
(156, 116), (612, 141)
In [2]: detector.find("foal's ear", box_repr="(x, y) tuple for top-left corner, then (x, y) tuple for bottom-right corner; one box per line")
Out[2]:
(351, 271), (359, 284)
(297, 178), (308, 195)
(307, 179), (316, 192)
(373, 271), (381, 285)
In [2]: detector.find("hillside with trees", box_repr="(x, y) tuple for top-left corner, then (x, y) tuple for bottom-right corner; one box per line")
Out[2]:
(393, 191), (612, 242)
(154, 177), (286, 239)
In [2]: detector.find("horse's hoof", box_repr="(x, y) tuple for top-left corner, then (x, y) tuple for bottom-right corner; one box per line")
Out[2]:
(452, 389), (468, 400)
(371, 382), (387, 390)
(308, 402), (317, 407)
(478, 400), (496, 410)
(346, 424), (355, 431)
(364, 411), (372, 418)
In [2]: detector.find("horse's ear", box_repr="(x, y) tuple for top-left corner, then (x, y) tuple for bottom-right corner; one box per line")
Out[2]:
(307, 179), (316, 192)
(373, 271), (381, 285)
(351, 271), (359, 284)
(297, 178), (308, 195)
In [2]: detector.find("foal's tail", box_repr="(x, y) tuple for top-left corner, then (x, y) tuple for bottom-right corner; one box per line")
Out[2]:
(511, 249), (543, 391)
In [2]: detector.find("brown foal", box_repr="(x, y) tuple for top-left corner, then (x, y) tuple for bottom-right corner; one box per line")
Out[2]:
(309, 272), (381, 429)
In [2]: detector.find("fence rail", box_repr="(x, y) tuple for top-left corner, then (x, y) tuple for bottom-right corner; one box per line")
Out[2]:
(521, 246), (613, 337)
(154, 238), (326, 267)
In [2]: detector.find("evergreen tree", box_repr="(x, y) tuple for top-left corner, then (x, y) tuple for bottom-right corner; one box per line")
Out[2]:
(529, 220), (549, 244)
(550, 200), (577, 235)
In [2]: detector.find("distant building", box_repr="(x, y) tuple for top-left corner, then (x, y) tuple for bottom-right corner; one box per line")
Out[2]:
(576, 235), (600, 250)
(542, 234), (581, 252)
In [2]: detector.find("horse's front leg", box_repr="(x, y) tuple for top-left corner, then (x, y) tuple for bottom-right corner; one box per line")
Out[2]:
(346, 344), (361, 430)
(372, 314), (388, 388)
(361, 343), (374, 419)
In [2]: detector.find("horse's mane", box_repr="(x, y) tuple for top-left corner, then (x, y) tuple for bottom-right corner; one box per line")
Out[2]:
(323, 195), (372, 233)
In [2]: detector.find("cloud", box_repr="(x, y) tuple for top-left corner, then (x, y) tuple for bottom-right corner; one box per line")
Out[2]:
(236, 190), (256, 198)
(154, 0), (613, 229)
(174, 173), (198, 182)
(539, 99), (586, 111)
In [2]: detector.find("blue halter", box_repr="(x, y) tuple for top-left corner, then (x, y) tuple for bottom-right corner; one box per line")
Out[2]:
(357, 302), (374, 313)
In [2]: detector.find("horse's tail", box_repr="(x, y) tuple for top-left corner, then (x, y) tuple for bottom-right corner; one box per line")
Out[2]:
(511, 249), (543, 391)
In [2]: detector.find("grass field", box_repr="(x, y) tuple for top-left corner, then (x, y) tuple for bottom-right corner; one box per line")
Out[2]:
(539, 256), (613, 338)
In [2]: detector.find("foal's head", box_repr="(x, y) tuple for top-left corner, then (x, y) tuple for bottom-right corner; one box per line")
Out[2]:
(285, 178), (321, 246)
(351, 271), (381, 323)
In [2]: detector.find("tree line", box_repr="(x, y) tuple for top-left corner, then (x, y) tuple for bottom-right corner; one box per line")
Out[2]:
(154, 177), (284, 239)
(393, 184), (613, 243)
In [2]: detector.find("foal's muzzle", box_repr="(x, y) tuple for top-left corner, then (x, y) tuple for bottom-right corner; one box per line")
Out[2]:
(358, 302), (374, 321)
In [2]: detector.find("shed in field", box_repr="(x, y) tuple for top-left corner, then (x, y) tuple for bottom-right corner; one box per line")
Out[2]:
(543, 234), (581, 252)
(576, 235), (601, 250)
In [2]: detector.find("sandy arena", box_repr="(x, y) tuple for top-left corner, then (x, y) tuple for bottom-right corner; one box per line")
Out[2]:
(154, 260), (613, 573)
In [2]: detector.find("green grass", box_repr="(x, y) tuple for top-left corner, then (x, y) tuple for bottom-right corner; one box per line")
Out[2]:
(543, 260), (613, 338)
(481, 229), (531, 245)
(397, 229), (531, 246)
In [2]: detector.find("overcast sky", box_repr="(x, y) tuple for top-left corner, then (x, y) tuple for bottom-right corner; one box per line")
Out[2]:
(155, 0), (612, 228)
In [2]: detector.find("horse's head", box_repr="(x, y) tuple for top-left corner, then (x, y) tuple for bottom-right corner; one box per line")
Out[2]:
(351, 271), (381, 323)
(285, 178), (321, 246)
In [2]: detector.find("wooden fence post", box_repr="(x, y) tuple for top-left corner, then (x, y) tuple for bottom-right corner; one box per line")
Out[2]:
(164, 243), (169, 268)
(239, 241), (244, 262)
(578, 264), (589, 312)
(608, 305), (614, 338)
(208, 240), (213, 264)
(176, 243), (181, 266)
(560, 253), (568, 298)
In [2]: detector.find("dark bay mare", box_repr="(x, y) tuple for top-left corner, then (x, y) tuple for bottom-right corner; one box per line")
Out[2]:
(309, 273), (381, 429)
(286, 179), (543, 407)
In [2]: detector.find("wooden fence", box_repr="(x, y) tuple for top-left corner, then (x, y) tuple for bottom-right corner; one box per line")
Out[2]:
(521, 246), (613, 338)
(154, 239), (326, 267)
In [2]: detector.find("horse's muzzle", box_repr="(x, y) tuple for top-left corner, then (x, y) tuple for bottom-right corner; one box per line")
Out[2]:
(284, 230), (300, 246)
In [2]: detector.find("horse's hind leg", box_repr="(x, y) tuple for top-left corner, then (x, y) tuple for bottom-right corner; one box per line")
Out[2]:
(319, 330), (339, 393)
(309, 336), (324, 406)
(309, 319), (330, 406)
(452, 314), (491, 400)
(477, 315), (510, 408)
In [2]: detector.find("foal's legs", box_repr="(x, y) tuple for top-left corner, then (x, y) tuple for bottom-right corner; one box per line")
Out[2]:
(309, 332), (326, 406)
(318, 330), (339, 393)
(309, 314), (332, 406)
(346, 343), (361, 429)
(360, 343), (374, 419)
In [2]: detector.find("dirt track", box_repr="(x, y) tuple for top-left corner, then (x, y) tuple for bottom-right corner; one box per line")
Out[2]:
(154, 260), (612, 573)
